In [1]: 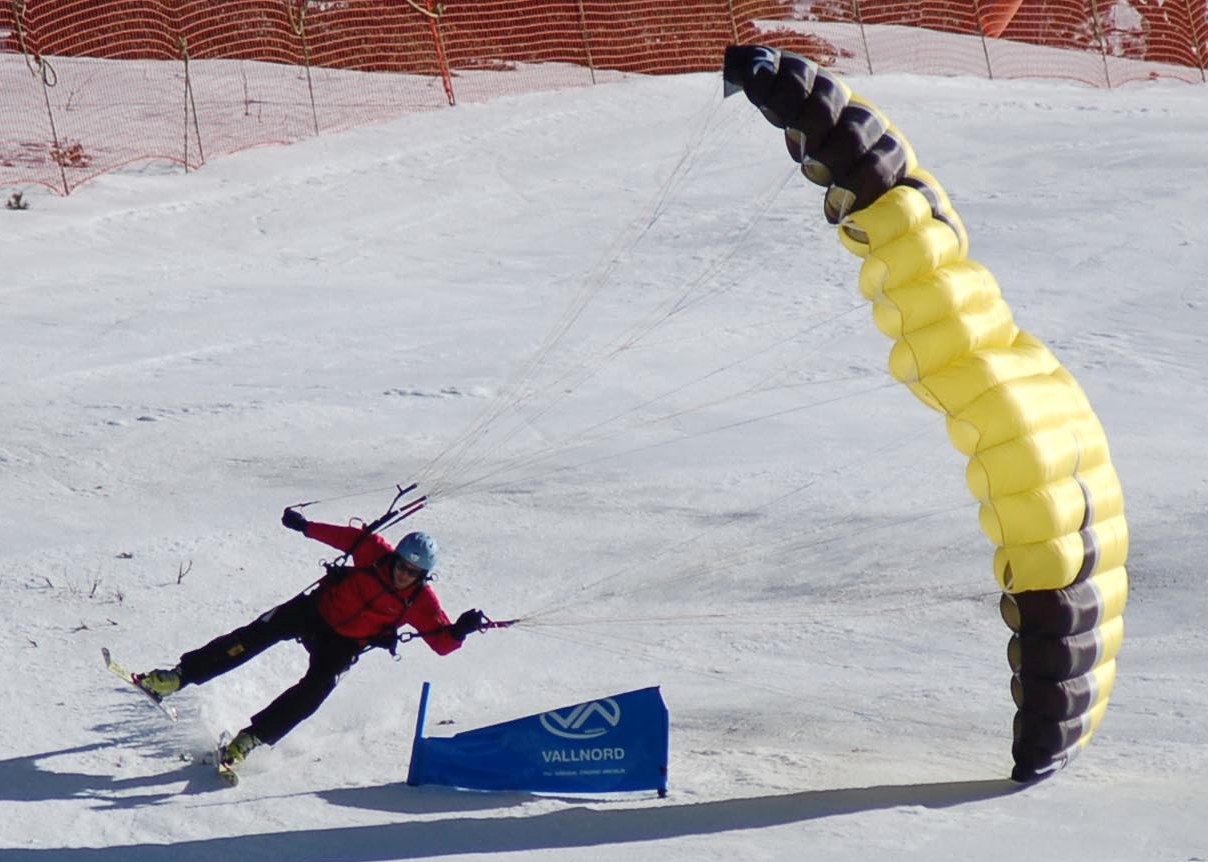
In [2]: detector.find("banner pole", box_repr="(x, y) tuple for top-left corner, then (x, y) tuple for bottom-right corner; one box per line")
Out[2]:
(406, 680), (432, 786)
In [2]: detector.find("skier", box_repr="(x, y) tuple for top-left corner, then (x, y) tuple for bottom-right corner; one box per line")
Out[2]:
(133, 508), (485, 766)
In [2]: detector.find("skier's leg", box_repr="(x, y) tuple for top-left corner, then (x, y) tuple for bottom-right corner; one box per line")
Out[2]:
(244, 631), (361, 745)
(177, 593), (315, 686)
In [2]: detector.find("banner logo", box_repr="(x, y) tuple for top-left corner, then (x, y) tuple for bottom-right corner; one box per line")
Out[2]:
(539, 698), (622, 740)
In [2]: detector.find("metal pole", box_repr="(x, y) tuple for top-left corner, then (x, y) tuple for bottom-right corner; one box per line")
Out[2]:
(971, 0), (996, 79)
(1178, 0), (1207, 82)
(288, 0), (320, 135)
(576, 0), (597, 85)
(725, 0), (740, 44)
(851, 0), (873, 75)
(1087, 0), (1113, 88)
(406, 680), (433, 786)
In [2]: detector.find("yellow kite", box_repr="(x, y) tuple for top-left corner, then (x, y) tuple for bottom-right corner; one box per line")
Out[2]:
(723, 44), (1128, 783)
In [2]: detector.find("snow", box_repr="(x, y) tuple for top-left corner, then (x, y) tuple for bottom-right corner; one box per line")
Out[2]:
(3, 53), (1208, 862)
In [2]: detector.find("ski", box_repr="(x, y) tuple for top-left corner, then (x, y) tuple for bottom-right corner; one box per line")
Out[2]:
(190, 740), (240, 787)
(100, 647), (179, 722)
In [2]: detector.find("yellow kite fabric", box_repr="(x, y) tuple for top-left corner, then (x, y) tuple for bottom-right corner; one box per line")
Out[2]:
(723, 45), (1128, 783)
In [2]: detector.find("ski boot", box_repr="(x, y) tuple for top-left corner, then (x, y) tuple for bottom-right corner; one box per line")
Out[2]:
(132, 667), (182, 700)
(221, 729), (262, 766)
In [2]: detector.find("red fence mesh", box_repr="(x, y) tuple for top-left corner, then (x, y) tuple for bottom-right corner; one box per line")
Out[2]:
(3, 0), (1205, 195)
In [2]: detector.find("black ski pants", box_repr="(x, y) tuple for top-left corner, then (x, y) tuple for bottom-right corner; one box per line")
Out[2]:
(177, 592), (363, 745)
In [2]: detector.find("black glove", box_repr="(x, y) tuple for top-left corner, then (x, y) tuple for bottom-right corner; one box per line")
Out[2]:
(449, 608), (485, 641)
(281, 508), (308, 533)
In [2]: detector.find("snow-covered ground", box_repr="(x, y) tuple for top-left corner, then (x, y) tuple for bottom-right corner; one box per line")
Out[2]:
(2, 55), (1206, 861)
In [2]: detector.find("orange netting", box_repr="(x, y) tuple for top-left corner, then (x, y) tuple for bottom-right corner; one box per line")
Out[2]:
(3, 0), (1204, 194)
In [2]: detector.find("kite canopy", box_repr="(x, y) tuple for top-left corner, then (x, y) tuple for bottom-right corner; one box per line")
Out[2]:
(723, 44), (1128, 783)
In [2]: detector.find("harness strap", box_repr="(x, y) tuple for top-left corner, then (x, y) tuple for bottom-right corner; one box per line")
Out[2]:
(315, 560), (425, 641)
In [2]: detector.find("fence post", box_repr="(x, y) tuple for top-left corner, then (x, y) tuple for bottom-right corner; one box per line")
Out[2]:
(850, 0), (873, 75)
(970, 0), (996, 79)
(181, 37), (190, 171)
(1086, 0), (1113, 88)
(1179, 0), (1207, 82)
(179, 36), (205, 170)
(724, 0), (740, 44)
(14, 0), (69, 194)
(288, 0), (321, 135)
(576, 0), (597, 85)
(405, 0), (455, 105)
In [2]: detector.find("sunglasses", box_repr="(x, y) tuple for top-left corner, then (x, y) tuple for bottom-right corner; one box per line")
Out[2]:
(393, 556), (429, 579)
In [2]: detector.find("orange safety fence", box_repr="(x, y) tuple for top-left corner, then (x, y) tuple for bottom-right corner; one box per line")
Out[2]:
(3, 0), (1205, 195)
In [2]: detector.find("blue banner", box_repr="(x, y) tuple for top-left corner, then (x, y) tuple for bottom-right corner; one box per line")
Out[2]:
(407, 682), (668, 795)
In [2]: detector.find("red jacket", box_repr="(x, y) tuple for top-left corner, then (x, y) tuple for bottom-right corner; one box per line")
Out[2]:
(304, 521), (461, 655)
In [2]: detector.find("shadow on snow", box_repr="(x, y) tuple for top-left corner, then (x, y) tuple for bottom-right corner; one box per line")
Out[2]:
(4, 777), (1022, 859)
(0, 741), (232, 809)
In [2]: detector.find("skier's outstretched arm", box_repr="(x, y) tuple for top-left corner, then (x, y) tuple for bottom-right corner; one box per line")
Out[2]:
(282, 508), (368, 554)
(411, 593), (470, 656)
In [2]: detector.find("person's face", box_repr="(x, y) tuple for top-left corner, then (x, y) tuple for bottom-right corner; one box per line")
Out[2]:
(393, 557), (426, 589)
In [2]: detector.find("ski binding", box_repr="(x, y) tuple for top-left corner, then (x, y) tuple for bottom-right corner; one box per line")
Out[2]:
(101, 647), (179, 722)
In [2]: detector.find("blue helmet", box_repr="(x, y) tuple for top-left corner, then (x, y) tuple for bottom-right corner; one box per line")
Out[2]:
(395, 531), (438, 574)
